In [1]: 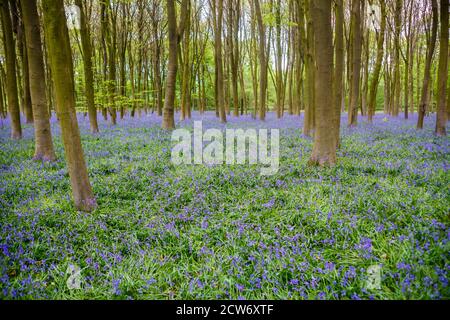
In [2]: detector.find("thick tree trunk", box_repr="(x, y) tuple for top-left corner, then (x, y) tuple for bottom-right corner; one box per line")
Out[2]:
(42, 0), (96, 212)
(75, 0), (98, 133)
(309, 0), (336, 166)
(417, 0), (438, 129)
(20, 0), (56, 161)
(0, 0), (22, 139)
(435, 0), (448, 136)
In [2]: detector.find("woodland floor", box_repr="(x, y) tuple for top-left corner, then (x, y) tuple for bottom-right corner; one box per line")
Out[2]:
(0, 112), (449, 299)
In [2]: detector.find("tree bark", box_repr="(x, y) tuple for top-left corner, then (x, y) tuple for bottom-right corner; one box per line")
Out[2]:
(0, 0), (22, 139)
(254, 0), (267, 121)
(75, 0), (98, 133)
(435, 0), (448, 136)
(42, 0), (96, 212)
(162, 0), (189, 129)
(368, 0), (386, 123)
(309, 0), (336, 166)
(333, 0), (344, 146)
(20, 0), (56, 161)
(348, 0), (361, 127)
(417, 0), (438, 129)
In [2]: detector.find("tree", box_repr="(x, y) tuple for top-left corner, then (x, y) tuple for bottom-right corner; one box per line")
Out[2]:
(162, 0), (189, 129)
(15, 3), (33, 124)
(435, 0), (448, 136)
(392, 0), (402, 117)
(309, 0), (337, 166)
(333, 0), (344, 146)
(348, 0), (362, 127)
(303, 0), (315, 136)
(211, 0), (227, 123)
(0, 0), (22, 139)
(417, 0), (438, 129)
(254, 0), (267, 121)
(20, 0), (56, 161)
(42, 0), (96, 212)
(75, 0), (99, 133)
(368, 0), (386, 123)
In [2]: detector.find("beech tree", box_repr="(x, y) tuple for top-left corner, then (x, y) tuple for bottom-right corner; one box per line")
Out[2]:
(0, 0), (22, 139)
(435, 0), (448, 136)
(162, 0), (189, 129)
(417, 0), (438, 129)
(348, 0), (362, 127)
(42, 0), (96, 212)
(20, 0), (56, 161)
(309, 0), (337, 166)
(75, 0), (99, 133)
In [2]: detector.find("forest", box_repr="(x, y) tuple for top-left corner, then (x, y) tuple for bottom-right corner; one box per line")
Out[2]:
(0, 0), (449, 300)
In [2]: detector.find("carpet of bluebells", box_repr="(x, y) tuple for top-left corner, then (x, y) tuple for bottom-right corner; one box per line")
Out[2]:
(0, 112), (449, 300)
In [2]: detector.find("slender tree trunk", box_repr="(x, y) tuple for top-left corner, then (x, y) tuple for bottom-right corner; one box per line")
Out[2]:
(42, 0), (96, 212)
(435, 0), (448, 136)
(75, 0), (98, 133)
(162, 0), (189, 129)
(303, 0), (315, 135)
(0, 0), (22, 139)
(417, 0), (438, 129)
(309, 0), (336, 166)
(348, 0), (361, 127)
(334, 0), (344, 146)
(392, 0), (402, 117)
(16, 12), (33, 124)
(254, 0), (267, 121)
(20, 0), (56, 161)
(368, 0), (386, 123)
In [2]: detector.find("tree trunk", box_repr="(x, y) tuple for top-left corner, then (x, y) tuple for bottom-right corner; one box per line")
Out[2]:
(417, 0), (438, 129)
(392, 0), (402, 117)
(368, 0), (386, 123)
(435, 0), (448, 136)
(16, 11), (33, 124)
(20, 0), (56, 161)
(303, 0), (315, 136)
(162, 0), (189, 129)
(254, 0), (267, 121)
(75, 0), (98, 133)
(309, 0), (336, 166)
(0, 0), (22, 139)
(334, 0), (344, 146)
(348, 0), (361, 127)
(42, 0), (96, 212)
